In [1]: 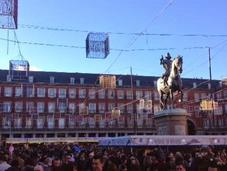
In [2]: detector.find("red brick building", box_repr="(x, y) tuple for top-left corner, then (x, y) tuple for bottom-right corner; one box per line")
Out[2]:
(0, 67), (226, 139)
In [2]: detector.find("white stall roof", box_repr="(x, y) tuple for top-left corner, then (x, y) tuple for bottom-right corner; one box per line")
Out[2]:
(99, 135), (227, 146)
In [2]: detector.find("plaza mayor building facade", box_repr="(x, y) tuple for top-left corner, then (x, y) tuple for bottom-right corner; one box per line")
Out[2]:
(0, 61), (226, 139)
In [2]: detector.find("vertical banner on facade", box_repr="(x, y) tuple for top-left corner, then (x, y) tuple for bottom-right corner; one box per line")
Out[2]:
(99, 75), (116, 89)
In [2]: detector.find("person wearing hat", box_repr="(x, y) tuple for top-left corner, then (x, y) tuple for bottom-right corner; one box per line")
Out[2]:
(160, 52), (172, 86)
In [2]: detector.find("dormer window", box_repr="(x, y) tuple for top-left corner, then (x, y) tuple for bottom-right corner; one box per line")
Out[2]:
(6, 75), (11, 82)
(219, 81), (222, 88)
(50, 76), (55, 84)
(193, 82), (197, 88)
(153, 81), (157, 87)
(118, 79), (123, 86)
(208, 83), (211, 89)
(80, 78), (84, 85)
(136, 80), (140, 87)
(28, 76), (34, 83)
(70, 77), (75, 84)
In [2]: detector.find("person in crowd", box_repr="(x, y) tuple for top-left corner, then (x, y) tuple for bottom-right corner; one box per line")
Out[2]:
(176, 163), (186, 171)
(0, 154), (11, 171)
(91, 154), (104, 171)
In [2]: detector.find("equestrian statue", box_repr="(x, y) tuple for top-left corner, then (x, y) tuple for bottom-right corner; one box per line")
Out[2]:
(157, 52), (183, 109)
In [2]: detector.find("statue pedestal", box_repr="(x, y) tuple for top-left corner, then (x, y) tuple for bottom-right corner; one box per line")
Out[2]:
(154, 108), (190, 135)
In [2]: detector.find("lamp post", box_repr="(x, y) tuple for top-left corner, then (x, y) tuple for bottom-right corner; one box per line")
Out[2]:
(208, 48), (215, 127)
(130, 67), (137, 134)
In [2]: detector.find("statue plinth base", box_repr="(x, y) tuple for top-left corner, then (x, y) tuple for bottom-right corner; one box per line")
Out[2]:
(154, 108), (190, 135)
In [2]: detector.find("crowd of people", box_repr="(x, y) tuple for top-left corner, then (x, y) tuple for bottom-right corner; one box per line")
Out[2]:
(0, 142), (227, 171)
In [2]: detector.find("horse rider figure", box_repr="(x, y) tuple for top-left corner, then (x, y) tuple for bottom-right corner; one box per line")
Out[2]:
(160, 52), (172, 86)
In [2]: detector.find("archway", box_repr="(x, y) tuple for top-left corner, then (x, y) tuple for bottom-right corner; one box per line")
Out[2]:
(187, 119), (196, 135)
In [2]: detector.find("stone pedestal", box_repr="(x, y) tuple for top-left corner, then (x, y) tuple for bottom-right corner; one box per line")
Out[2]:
(154, 108), (190, 135)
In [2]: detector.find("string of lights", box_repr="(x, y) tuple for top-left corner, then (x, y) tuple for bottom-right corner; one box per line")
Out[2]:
(19, 24), (227, 38)
(0, 37), (212, 51)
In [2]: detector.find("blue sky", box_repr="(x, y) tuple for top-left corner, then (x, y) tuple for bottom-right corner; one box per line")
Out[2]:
(0, 0), (227, 80)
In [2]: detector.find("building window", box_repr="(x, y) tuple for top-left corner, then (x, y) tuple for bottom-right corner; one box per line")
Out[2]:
(48, 102), (55, 113)
(37, 102), (45, 113)
(80, 78), (84, 85)
(69, 88), (76, 98)
(26, 87), (34, 97)
(188, 106), (193, 113)
(208, 83), (211, 89)
(79, 103), (88, 115)
(216, 92), (222, 100)
(117, 90), (124, 99)
(14, 118), (22, 128)
(194, 93), (200, 102)
(50, 76), (55, 84)
(108, 89), (115, 99)
(26, 102), (34, 113)
(98, 89), (105, 99)
(215, 106), (222, 115)
(194, 106), (200, 117)
(108, 103), (115, 112)
(144, 91), (152, 100)
(48, 88), (56, 98)
(118, 79), (123, 86)
(58, 88), (66, 98)
(70, 77), (75, 84)
(126, 90), (133, 99)
(3, 117), (11, 128)
(218, 119), (223, 127)
(59, 118), (65, 128)
(15, 102), (23, 113)
(58, 102), (66, 113)
(136, 90), (143, 99)
(69, 103), (76, 114)
(68, 116), (75, 128)
(28, 76), (34, 83)
(47, 117), (54, 129)
(4, 87), (12, 97)
(136, 80), (140, 87)
(79, 89), (86, 98)
(153, 104), (159, 113)
(225, 104), (227, 114)
(127, 104), (133, 114)
(26, 118), (32, 128)
(154, 91), (159, 100)
(3, 102), (11, 112)
(153, 81), (157, 87)
(88, 89), (96, 99)
(37, 117), (44, 129)
(117, 103), (125, 113)
(201, 93), (207, 100)
(88, 117), (95, 128)
(193, 82), (197, 88)
(183, 92), (188, 102)
(88, 103), (96, 113)
(224, 90), (227, 99)
(203, 119), (209, 128)
(6, 75), (11, 82)
(15, 87), (23, 97)
(37, 88), (45, 97)
(98, 103), (105, 113)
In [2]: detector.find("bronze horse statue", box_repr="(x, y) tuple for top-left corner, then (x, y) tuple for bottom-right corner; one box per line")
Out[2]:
(157, 56), (183, 109)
